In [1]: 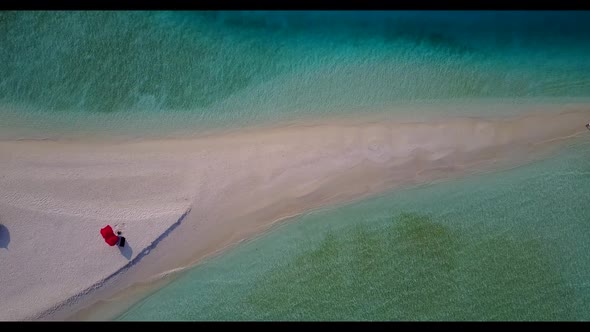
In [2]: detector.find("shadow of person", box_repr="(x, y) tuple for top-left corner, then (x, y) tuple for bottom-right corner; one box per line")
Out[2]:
(0, 224), (10, 249)
(118, 238), (133, 260)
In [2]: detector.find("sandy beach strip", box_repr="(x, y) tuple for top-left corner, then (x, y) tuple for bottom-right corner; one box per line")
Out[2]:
(1, 106), (589, 320)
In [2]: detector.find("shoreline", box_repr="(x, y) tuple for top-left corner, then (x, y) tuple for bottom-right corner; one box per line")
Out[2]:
(1, 106), (589, 320)
(3, 97), (590, 144)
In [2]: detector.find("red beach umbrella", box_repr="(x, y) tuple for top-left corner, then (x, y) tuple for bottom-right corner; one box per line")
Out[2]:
(100, 225), (119, 246)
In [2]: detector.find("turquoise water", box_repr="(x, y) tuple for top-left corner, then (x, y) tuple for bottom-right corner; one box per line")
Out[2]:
(2, 11), (590, 139)
(2, 11), (590, 320)
(117, 137), (590, 321)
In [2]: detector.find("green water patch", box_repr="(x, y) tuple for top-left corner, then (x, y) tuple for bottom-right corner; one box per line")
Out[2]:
(0, 11), (288, 113)
(243, 213), (461, 321)
(222, 213), (578, 321)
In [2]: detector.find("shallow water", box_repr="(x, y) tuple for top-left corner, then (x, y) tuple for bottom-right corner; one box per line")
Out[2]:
(2, 11), (590, 139)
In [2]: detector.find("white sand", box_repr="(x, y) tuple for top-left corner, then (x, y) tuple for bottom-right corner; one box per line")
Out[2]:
(1, 106), (589, 320)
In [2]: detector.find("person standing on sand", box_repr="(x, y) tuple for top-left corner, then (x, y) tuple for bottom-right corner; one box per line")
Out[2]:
(100, 225), (125, 247)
